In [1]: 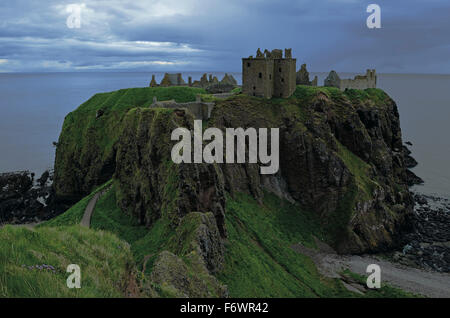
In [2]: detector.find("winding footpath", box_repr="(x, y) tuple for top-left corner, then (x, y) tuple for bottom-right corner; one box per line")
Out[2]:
(292, 241), (450, 298)
(80, 187), (111, 228)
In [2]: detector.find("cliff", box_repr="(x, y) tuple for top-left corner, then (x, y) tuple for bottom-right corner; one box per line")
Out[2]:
(50, 85), (418, 296)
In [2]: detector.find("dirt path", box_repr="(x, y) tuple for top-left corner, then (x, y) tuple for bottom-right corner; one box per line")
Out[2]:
(80, 187), (111, 228)
(292, 241), (450, 298)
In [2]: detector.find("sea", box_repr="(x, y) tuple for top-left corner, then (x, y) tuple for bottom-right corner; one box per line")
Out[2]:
(0, 72), (448, 198)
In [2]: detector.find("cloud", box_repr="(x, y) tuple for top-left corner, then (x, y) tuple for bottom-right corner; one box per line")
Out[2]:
(0, 0), (449, 73)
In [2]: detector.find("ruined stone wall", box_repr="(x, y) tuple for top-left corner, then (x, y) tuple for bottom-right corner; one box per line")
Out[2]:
(149, 97), (215, 120)
(337, 70), (377, 91)
(242, 57), (274, 98)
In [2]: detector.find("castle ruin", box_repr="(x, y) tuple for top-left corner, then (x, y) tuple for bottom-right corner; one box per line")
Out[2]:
(149, 72), (238, 93)
(296, 63), (318, 87)
(242, 48), (297, 99)
(150, 95), (214, 121)
(324, 69), (377, 91)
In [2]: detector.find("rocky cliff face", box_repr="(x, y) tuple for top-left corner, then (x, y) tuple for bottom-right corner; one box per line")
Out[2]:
(54, 86), (417, 263)
(206, 87), (414, 253)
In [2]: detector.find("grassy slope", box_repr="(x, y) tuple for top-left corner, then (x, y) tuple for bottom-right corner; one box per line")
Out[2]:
(90, 183), (147, 244)
(0, 225), (134, 297)
(218, 193), (416, 298)
(88, 185), (414, 298)
(218, 193), (347, 297)
(6, 85), (414, 298)
(90, 181), (179, 273)
(0, 180), (137, 298)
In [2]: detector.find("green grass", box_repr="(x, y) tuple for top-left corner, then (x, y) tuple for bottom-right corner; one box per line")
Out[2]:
(41, 180), (113, 227)
(231, 87), (242, 94)
(54, 86), (206, 199)
(89, 183), (169, 277)
(217, 192), (352, 297)
(90, 181), (177, 273)
(293, 85), (340, 103)
(0, 225), (134, 297)
(217, 192), (417, 298)
(90, 183), (148, 244)
(34, 177), (416, 298)
(199, 93), (223, 102)
(62, 86), (206, 153)
(131, 218), (176, 273)
(344, 88), (389, 107)
(336, 141), (377, 200)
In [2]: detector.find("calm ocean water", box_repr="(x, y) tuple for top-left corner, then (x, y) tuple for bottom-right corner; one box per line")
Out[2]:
(0, 72), (448, 198)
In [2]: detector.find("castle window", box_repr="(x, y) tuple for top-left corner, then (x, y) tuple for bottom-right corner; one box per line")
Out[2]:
(281, 78), (284, 82)
(259, 72), (262, 78)
(247, 62), (251, 67)
(279, 68), (282, 72)
(269, 74), (272, 79)
(253, 86), (256, 90)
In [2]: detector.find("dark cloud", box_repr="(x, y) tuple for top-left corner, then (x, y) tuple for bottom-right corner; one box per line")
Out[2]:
(0, 0), (448, 73)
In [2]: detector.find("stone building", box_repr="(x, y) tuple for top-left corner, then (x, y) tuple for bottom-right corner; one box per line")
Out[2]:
(150, 72), (238, 92)
(150, 95), (215, 120)
(324, 70), (341, 88)
(296, 64), (318, 86)
(324, 69), (377, 91)
(242, 48), (297, 99)
(159, 73), (186, 87)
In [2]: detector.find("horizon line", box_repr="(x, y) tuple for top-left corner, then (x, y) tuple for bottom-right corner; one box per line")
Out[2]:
(1, 70), (450, 76)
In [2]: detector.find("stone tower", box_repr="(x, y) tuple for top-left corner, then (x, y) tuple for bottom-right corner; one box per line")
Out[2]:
(242, 48), (297, 99)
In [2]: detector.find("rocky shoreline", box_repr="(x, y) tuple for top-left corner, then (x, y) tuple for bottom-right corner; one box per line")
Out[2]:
(383, 143), (449, 273)
(0, 170), (64, 225)
(392, 192), (450, 273)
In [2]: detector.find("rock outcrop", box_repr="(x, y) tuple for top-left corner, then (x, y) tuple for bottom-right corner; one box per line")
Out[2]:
(208, 87), (415, 253)
(53, 85), (418, 273)
(0, 171), (62, 224)
(394, 193), (450, 272)
(114, 108), (226, 237)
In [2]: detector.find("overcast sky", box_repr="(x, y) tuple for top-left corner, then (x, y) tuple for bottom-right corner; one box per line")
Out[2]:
(0, 0), (449, 73)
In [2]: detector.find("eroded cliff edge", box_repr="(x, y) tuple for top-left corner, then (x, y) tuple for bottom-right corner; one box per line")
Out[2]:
(54, 86), (416, 258)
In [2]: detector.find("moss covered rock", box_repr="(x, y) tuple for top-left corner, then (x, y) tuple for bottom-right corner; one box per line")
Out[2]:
(54, 85), (414, 257)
